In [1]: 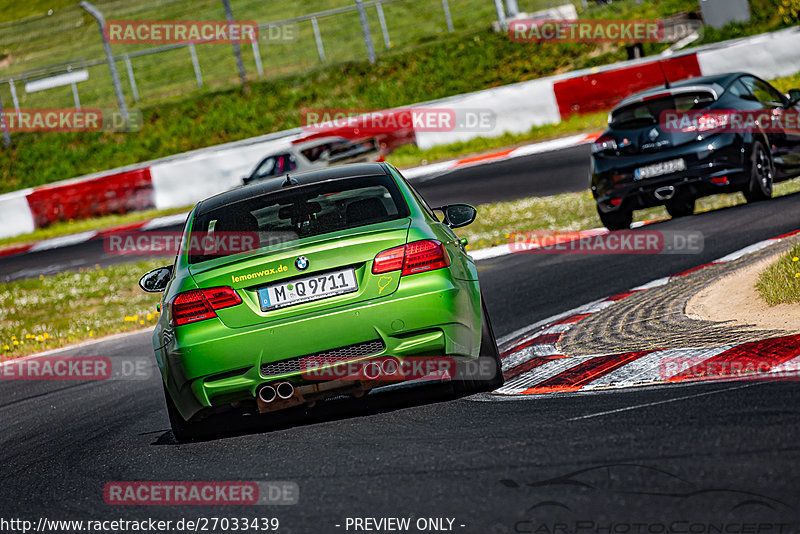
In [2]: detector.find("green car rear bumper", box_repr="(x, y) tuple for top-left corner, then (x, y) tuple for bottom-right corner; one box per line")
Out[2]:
(160, 269), (481, 421)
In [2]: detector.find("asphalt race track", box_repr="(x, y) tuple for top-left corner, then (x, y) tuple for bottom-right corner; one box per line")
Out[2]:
(3, 146), (800, 531)
(0, 145), (592, 283)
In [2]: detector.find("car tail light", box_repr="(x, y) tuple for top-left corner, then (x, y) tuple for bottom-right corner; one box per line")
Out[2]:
(402, 240), (450, 275)
(695, 112), (729, 132)
(372, 244), (406, 274)
(592, 134), (618, 154)
(711, 176), (729, 185)
(372, 240), (451, 277)
(170, 287), (242, 326)
(609, 198), (622, 207)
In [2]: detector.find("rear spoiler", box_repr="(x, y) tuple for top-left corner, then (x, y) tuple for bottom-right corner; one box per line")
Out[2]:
(609, 85), (721, 124)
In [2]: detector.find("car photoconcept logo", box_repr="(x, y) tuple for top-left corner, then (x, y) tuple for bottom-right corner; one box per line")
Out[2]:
(295, 256), (309, 271)
(649, 128), (660, 141)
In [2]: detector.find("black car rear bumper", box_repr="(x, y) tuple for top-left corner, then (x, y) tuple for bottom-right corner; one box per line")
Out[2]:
(592, 133), (749, 213)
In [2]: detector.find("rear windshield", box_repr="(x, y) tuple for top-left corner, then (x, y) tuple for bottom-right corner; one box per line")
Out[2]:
(610, 92), (715, 128)
(187, 175), (410, 264)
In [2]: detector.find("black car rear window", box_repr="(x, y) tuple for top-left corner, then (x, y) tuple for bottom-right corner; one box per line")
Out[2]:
(610, 92), (716, 128)
(188, 175), (410, 264)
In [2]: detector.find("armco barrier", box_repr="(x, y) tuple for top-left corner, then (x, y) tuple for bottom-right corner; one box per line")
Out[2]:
(552, 54), (702, 118)
(413, 76), (561, 150)
(1, 28), (799, 241)
(25, 168), (154, 228)
(696, 27), (800, 80)
(0, 189), (37, 238)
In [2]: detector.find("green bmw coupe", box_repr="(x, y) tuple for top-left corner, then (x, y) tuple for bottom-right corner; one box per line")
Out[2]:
(139, 162), (502, 440)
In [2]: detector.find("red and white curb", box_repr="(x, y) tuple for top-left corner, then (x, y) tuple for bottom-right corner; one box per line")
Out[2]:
(0, 212), (188, 259)
(494, 227), (800, 396)
(402, 132), (601, 181)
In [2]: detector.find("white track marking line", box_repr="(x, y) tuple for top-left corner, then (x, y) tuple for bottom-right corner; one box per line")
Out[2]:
(142, 212), (189, 230)
(566, 382), (761, 421)
(29, 231), (97, 251)
(714, 240), (776, 263)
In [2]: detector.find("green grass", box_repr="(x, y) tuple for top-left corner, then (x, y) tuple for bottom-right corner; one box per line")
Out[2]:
(756, 243), (800, 306)
(0, 0), (75, 23)
(0, 0), (701, 194)
(692, 0), (798, 48)
(0, 260), (162, 358)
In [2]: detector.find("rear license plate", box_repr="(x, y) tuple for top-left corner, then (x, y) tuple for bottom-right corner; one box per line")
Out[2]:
(635, 158), (686, 180)
(258, 268), (358, 311)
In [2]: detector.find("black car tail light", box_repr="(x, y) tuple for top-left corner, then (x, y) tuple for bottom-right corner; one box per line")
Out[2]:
(592, 134), (618, 154)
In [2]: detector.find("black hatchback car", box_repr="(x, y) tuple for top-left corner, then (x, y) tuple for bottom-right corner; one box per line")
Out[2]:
(591, 72), (800, 230)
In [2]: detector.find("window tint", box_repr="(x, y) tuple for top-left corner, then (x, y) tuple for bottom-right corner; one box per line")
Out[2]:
(741, 77), (785, 105)
(188, 175), (410, 264)
(727, 79), (753, 100)
(611, 92), (715, 128)
(255, 154), (297, 178)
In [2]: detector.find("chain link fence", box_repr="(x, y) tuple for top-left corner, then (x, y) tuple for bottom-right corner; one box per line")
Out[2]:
(0, 0), (581, 113)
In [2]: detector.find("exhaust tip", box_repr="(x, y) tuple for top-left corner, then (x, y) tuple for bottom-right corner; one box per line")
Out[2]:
(276, 381), (294, 399)
(381, 357), (400, 376)
(258, 385), (277, 403)
(363, 361), (382, 380)
(654, 186), (676, 201)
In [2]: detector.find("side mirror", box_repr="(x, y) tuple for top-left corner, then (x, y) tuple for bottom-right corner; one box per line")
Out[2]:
(434, 204), (477, 228)
(139, 265), (173, 293)
(788, 88), (800, 106)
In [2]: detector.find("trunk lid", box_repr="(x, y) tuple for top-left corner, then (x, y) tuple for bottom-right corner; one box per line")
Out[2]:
(188, 219), (410, 328)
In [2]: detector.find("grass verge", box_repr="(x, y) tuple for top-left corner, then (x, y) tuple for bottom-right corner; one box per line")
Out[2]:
(757, 244), (800, 306)
(0, 260), (163, 359)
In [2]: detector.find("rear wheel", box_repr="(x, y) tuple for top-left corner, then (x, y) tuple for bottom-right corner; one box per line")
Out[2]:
(454, 296), (504, 394)
(163, 382), (206, 442)
(665, 197), (695, 218)
(743, 141), (774, 202)
(597, 206), (632, 231)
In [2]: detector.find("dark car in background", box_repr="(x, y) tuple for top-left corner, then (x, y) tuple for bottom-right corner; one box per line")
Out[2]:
(591, 72), (800, 230)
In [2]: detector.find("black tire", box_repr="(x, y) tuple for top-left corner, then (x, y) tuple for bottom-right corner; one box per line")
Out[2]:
(665, 197), (695, 218)
(163, 382), (206, 442)
(454, 296), (504, 394)
(743, 141), (774, 203)
(597, 206), (632, 231)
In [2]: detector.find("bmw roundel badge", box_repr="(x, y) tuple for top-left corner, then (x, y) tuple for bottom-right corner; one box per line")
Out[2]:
(295, 256), (309, 271)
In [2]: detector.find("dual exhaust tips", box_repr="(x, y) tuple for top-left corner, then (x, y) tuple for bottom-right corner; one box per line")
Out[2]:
(258, 381), (295, 403)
